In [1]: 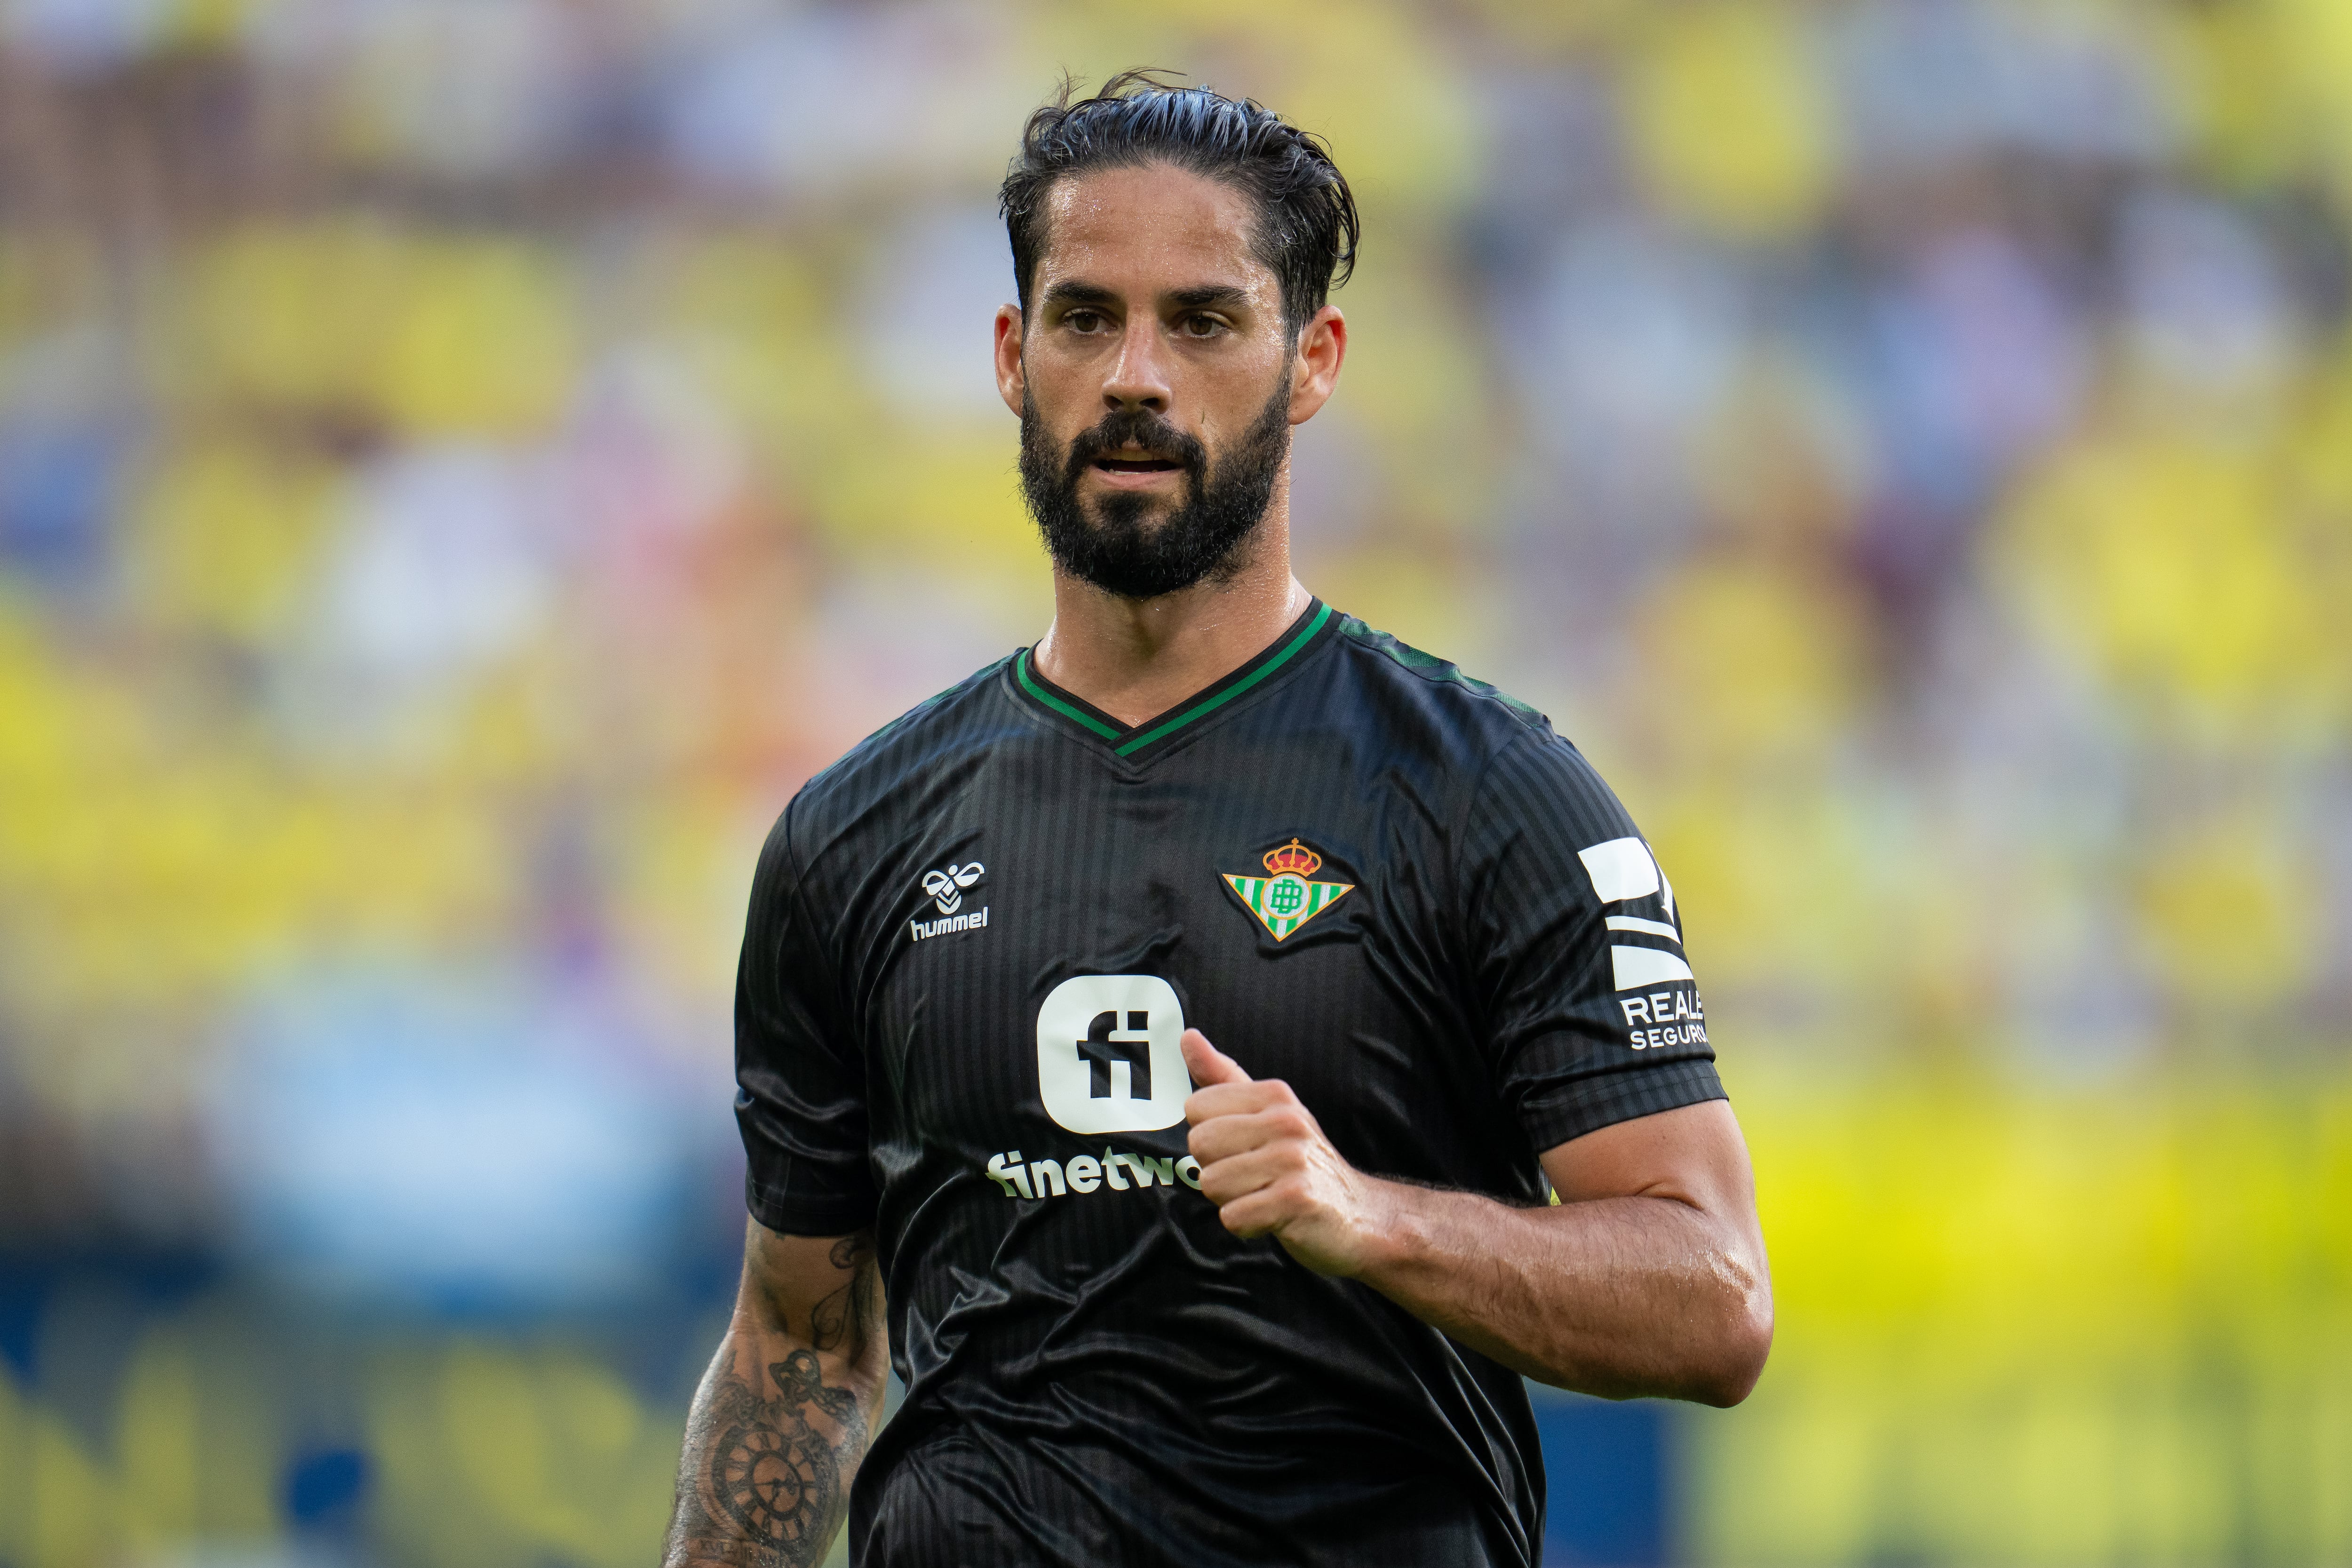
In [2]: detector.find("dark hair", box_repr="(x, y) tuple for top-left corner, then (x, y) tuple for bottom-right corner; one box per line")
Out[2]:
(999, 68), (1360, 334)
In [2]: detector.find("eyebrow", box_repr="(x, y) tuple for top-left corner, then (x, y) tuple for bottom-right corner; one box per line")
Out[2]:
(1168, 285), (1250, 310)
(1039, 280), (1120, 311)
(1037, 280), (1255, 313)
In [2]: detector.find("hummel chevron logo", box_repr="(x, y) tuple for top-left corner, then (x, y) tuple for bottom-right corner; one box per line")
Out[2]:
(1221, 838), (1354, 942)
(921, 861), (984, 914)
(910, 860), (987, 943)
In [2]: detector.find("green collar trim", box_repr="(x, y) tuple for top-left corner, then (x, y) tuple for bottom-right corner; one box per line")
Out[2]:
(1014, 648), (1122, 740)
(1113, 600), (1332, 756)
(1012, 599), (1335, 759)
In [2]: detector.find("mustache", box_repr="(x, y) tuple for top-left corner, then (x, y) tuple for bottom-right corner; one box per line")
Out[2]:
(1063, 408), (1208, 482)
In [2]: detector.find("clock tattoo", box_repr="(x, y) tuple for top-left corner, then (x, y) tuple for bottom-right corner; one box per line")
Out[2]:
(707, 1352), (861, 1555)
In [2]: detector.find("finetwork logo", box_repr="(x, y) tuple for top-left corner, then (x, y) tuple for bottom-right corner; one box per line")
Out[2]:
(984, 1145), (1202, 1201)
(909, 861), (987, 942)
(980, 975), (1204, 1203)
(1035, 975), (1190, 1134)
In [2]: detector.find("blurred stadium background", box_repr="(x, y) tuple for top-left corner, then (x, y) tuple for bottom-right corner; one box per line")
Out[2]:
(1, 0), (2348, 1562)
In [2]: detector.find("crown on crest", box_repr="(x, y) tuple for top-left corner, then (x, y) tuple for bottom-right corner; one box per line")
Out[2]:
(1262, 838), (1322, 877)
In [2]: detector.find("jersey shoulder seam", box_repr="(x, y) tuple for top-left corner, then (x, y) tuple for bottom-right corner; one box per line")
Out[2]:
(1447, 723), (1549, 951)
(1334, 615), (1552, 737)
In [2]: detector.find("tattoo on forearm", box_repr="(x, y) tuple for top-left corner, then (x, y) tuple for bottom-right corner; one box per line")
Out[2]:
(671, 1350), (869, 1566)
(807, 1234), (879, 1355)
(667, 1236), (881, 1567)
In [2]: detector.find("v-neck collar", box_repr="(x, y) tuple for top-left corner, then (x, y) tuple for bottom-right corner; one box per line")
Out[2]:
(1011, 599), (1336, 762)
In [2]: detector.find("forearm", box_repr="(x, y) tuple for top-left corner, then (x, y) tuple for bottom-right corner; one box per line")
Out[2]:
(1181, 1036), (1772, 1405)
(665, 1229), (889, 1568)
(1353, 1180), (1770, 1404)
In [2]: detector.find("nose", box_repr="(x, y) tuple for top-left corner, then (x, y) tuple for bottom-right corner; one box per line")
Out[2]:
(1101, 323), (1171, 417)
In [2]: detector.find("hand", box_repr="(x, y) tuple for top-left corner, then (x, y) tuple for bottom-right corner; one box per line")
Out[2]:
(1181, 1029), (1391, 1277)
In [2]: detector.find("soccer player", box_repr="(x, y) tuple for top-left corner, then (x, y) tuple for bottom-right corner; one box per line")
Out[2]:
(664, 72), (1771, 1568)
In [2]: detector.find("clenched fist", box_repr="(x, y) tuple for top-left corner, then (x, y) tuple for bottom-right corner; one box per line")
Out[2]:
(1181, 1029), (1395, 1278)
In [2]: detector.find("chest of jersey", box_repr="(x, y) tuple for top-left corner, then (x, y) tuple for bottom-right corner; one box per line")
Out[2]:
(849, 734), (1525, 1212)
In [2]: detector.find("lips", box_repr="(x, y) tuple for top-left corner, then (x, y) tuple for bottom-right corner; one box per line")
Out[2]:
(1063, 409), (1207, 486)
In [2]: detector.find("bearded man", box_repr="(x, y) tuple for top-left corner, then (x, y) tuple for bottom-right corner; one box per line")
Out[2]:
(664, 71), (1771, 1568)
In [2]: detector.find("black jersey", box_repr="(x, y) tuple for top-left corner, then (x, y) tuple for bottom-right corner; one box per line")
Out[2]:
(734, 600), (1724, 1568)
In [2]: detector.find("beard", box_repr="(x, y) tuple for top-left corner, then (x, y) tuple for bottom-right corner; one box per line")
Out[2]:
(1018, 376), (1292, 601)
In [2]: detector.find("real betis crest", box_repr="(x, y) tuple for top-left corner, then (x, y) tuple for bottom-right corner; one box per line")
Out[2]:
(1222, 838), (1355, 942)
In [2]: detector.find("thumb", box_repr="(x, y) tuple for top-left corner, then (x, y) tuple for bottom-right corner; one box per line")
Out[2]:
(1181, 1028), (1251, 1088)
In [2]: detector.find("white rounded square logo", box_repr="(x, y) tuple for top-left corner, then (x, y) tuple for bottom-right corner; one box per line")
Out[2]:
(1035, 975), (1189, 1134)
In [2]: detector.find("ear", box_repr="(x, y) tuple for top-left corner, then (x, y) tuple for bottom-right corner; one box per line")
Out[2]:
(1287, 305), (1347, 425)
(994, 303), (1027, 418)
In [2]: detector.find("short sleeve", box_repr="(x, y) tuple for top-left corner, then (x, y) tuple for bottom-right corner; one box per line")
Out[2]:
(734, 801), (880, 1235)
(1462, 732), (1725, 1154)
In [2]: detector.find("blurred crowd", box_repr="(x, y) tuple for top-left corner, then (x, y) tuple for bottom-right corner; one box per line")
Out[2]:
(0, 1), (2347, 1564)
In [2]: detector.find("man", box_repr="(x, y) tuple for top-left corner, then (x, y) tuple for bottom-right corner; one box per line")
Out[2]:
(665, 71), (1770, 1568)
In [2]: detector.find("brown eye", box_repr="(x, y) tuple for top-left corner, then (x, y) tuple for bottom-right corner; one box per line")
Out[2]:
(1068, 310), (1104, 332)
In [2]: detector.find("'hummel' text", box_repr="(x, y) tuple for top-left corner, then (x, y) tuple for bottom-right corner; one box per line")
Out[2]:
(910, 906), (989, 942)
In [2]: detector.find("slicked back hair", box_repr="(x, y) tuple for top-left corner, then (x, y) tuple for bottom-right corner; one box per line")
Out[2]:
(1000, 69), (1360, 337)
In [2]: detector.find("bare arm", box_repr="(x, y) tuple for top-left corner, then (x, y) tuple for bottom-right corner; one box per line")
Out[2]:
(664, 1219), (889, 1566)
(1182, 1031), (1771, 1406)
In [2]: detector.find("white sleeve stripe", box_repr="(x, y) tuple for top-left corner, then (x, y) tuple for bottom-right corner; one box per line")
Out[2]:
(1606, 915), (1682, 942)
(1577, 836), (1660, 904)
(1612, 945), (1696, 990)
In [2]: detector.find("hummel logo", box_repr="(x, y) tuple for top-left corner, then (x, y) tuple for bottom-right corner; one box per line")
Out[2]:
(910, 861), (988, 944)
(920, 862), (985, 915)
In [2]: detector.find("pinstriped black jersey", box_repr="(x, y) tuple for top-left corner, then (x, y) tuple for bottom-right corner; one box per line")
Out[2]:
(732, 599), (1724, 1568)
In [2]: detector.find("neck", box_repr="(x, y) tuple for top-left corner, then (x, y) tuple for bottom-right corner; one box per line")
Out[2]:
(1032, 488), (1311, 729)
